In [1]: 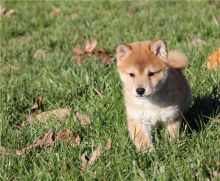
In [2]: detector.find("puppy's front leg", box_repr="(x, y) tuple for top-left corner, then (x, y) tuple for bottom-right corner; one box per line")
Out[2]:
(166, 119), (182, 140)
(127, 119), (153, 151)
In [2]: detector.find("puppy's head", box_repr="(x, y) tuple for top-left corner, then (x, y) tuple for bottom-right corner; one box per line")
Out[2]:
(116, 40), (187, 98)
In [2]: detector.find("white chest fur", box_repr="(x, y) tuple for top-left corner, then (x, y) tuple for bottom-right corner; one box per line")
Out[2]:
(126, 98), (179, 127)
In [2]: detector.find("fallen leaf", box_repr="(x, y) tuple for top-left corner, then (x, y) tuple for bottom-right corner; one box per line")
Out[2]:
(213, 171), (220, 177)
(33, 49), (48, 59)
(81, 145), (102, 171)
(50, 8), (61, 17)
(5, 9), (15, 17)
(84, 39), (97, 54)
(31, 96), (43, 115)
(17, 129), (56, 156)
(106, 139), (112, 151)
(207, 47), (220, 69)
(70, 13), (78, 20)
(1, 65), (20, 74)
(191, 38), (206, 46)
(94, 48), (114, 65)
(0, 5), (6, 15)
(72, 46), (84, 63)
(81, 153), (90, 171)
(26, 108), (71, 124)
(75, 112), (91, 125)
(88, 145), (102, 164)
(56, 129), (80, 146)
(0, 145), (14, 154)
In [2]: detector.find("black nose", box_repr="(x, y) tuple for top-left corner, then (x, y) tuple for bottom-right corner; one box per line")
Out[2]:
(136, 88), (145, 95)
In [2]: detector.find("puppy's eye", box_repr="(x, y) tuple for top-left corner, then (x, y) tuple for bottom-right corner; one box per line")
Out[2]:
(148, 71), (155, 77)
(129, 73), (135, 77)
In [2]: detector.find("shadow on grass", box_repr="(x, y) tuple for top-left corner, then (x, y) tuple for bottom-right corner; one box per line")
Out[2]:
(184, 84), (220, 132)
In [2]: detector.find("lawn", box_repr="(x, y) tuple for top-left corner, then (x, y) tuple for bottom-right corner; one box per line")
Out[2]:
(0, 1), (220, 180)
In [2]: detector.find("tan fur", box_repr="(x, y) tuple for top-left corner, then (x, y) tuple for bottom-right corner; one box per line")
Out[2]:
(116, 40), (191, 151)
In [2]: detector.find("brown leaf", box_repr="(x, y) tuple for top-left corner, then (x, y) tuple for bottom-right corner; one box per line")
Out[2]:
(81, 145), (102, 171)
(89, 145), (102, 165)
(0, 145), (14, 154)
(1, 65), (20, 74)
(213, 171), (220, 177)
(106, 139), (112, 151)
(50, 8), (61, 17)
(17, 129), (56, 156)
(81, 153), (90, 171)
(0, 5), (6, 15)
(94, 48), (114, 65)
(191, 38), (206, 46)
(72, 46), (84, 63)
(207, 47), (220, 69)
(26, 108), (71, 124)
(5, 9), (15, 17)
(56, 129), (80, 146)
(33, 49), (48, 59)
(84, 39), (97, 54)
(31, 96), (43, 115)
(75, 112), (91, 125)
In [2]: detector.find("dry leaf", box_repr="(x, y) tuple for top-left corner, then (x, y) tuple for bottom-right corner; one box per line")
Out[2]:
(213, 171), (220, 177)
(33, 49), (48, 59)
(88, 145), (102, 164)
(84, 39), (97, 54)
(5, 9), (15, 17)
(26, 108), (71, 124)
(0, 5), (6, 15)
(31, 96), (43, 115)
(75, 112), (91, 125)
(17, 129), (56, 156)
(81, 153), (90, 171)
(191, 38), (206, 46)
(207, 47), (220, 69)
(56, 129), (80, 146)
(72, 46), (84, 63)
(94, 48), (113, 65)
(106, 139), (112, 151)
(1, 65), (20, 74)
(0, 145), (14, 154)
(81, 145), (102, 171)
(50, 8), (61, 17)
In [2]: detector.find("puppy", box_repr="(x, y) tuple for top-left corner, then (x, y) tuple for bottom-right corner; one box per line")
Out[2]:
(116, 40), (191, 151)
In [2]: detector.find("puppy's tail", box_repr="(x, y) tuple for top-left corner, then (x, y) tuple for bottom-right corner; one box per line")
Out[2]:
(168, 50), (188, 70)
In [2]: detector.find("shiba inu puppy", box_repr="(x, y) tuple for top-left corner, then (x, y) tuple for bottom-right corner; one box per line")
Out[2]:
(116, 40), (191, 151)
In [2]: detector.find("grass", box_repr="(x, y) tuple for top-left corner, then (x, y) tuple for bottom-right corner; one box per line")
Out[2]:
(0, 1), (220, 180)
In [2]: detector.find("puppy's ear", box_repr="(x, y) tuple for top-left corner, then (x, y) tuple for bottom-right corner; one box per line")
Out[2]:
(150, 40), (168, 61)
(116, 44), (132, 62)
(168, 51), (188, 69)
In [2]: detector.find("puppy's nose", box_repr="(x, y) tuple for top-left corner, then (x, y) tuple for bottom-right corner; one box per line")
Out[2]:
(136, 88), (145, 95)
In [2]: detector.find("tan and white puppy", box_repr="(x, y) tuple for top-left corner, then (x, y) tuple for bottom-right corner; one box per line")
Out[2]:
(116, 40), (191, 151)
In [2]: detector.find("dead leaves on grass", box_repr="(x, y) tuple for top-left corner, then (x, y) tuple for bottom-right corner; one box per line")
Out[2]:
(16, 129), (56, 156)
(191, 38), (206, 46)
(81, 145), (102, 172)
(207, 47), (220, 69)
(1, 64), (20, 74)
(72, 39), (113, 65)
(75, 111), (91, 125)
(0, 5), (15, 17)
(80, 139), (112, 171)
(0, 129), (81, 156)
(27, 108), (71, 125)
(33, 49), (48, 59)
(56, 129), (80, 146)
(25, 96), (71, 125)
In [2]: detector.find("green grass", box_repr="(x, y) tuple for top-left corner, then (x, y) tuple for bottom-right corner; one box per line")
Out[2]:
(1, 1), (220, 180)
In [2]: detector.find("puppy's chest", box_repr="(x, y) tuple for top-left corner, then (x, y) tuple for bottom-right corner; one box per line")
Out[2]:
(126, 99), (179, 126)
